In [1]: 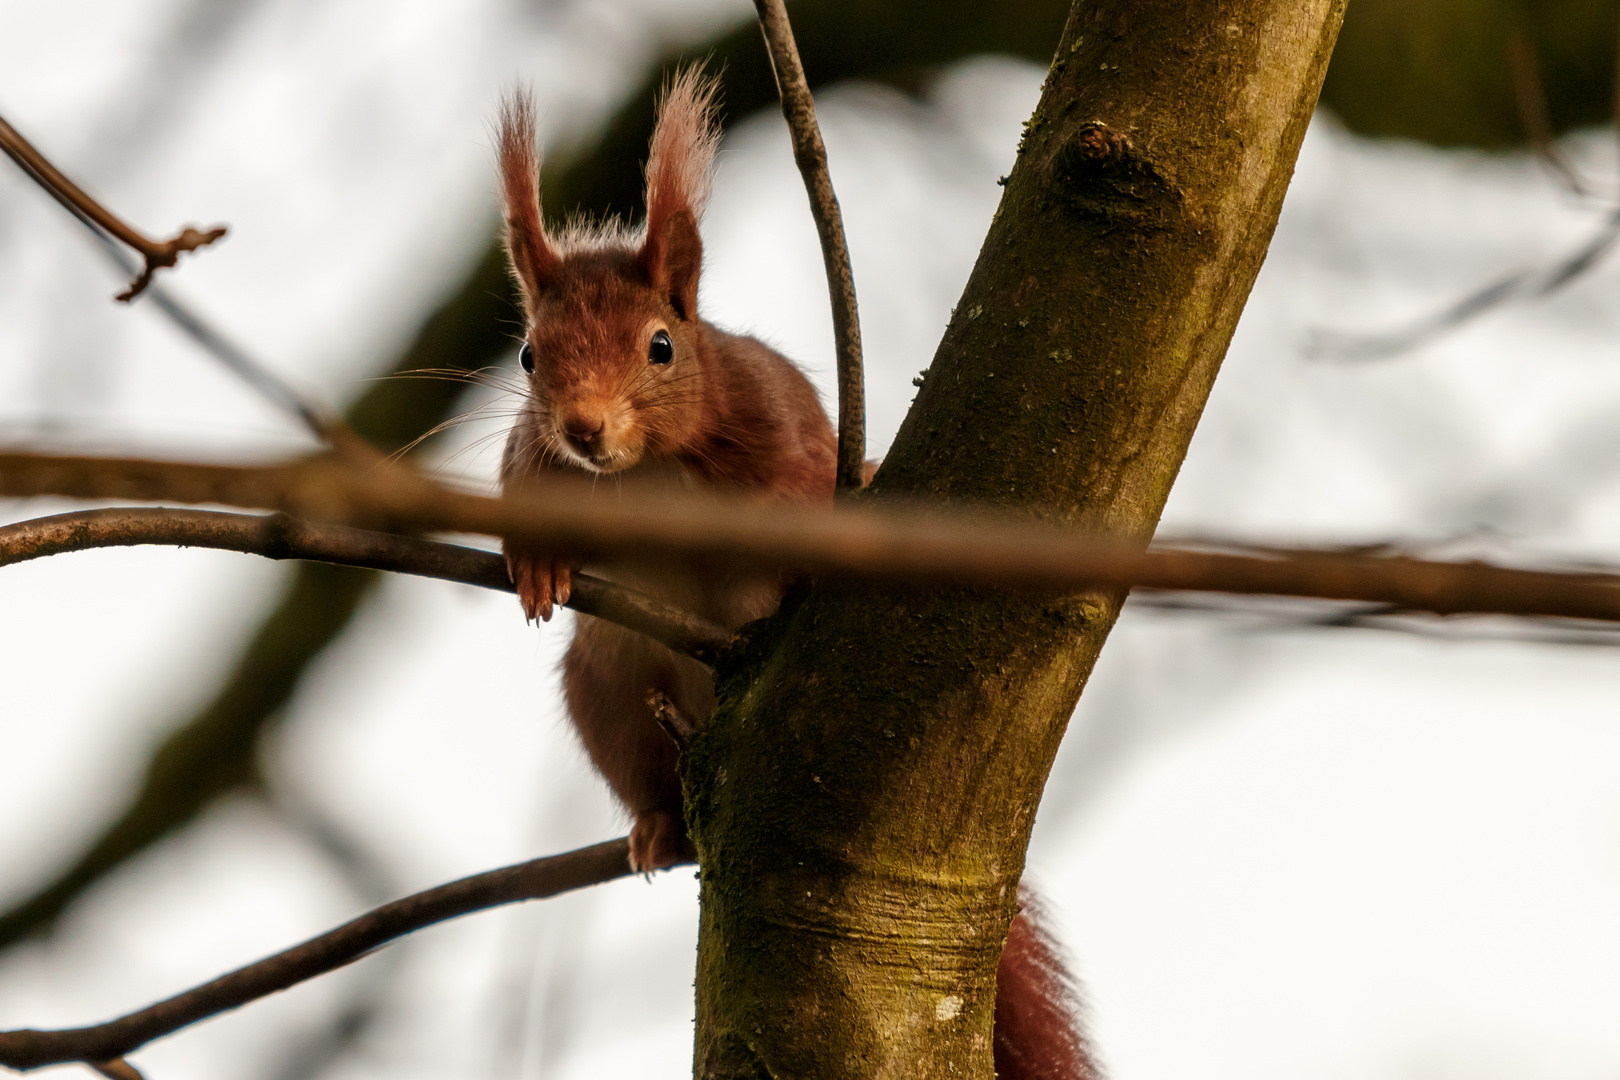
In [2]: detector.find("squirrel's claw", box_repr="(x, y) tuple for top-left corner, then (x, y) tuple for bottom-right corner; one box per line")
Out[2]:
(506, 549), (559, 623)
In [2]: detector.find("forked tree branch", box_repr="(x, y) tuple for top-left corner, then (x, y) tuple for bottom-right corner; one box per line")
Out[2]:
(0, 508), (732, 665)
(7, 452), (1620, 624)
(752, 0), (866, 492)
(0, 839), (639, 1072)
(0, 112), (226, 302)
(0, 110), (365, 454)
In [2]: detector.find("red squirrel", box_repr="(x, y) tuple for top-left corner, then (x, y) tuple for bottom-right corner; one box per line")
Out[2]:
(496, 72), (1095, 1080)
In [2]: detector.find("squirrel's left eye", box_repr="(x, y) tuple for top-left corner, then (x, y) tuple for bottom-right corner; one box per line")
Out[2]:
(518, 342), (535, 373)
(648, 329), (674, 366)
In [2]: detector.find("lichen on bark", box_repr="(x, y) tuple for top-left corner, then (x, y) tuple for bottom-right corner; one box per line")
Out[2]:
(684, 1), (1348, 1076)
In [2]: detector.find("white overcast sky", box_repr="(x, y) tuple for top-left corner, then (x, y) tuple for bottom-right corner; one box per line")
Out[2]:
(2, 3), (1620, 1080)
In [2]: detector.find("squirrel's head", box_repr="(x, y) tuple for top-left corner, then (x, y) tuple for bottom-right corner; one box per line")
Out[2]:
(498, 70), (720, 474)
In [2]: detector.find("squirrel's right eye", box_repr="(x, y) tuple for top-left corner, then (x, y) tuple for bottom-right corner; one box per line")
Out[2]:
(648, 329), (674, 365)
(519, 342), (535, 373)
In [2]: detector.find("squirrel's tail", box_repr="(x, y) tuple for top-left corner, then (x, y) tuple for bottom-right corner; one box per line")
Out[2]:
(993, 884), (1099, 1080)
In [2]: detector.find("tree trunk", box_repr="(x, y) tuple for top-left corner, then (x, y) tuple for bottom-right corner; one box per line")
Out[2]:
(684, 1), (1346, 1076)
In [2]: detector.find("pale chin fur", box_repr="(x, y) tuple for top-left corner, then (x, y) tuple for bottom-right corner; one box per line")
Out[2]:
(553, 435), (642, 475)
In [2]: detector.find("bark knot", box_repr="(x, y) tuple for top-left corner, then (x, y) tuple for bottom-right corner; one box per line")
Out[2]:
(1071, 121), (1132, 165)
(1049, 121), (1180, 232)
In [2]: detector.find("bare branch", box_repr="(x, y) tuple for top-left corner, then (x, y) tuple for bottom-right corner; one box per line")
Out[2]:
(0, 508), (732, 665)
(7, 452), (1620, 624)
(752, 0), (866, 492)
(0, 839), (637, 1072)
(0, 111), (226, 302)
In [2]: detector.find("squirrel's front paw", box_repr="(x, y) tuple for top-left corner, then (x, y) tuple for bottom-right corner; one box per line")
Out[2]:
(505, 549), (572, 623)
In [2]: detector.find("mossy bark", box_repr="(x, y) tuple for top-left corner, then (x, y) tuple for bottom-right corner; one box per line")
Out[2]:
(684, 1), (1346, 1076)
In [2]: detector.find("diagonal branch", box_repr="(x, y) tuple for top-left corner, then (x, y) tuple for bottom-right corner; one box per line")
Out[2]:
(139, 282), (351, 446)
(0, 839), (638, 1072)
(1, 127), (362, 450)
(752, 0), (866, 492)
(8, 453), (1620, 624)
(1309, 23), (1620, 364)
(0, 508), (732, 665)
(0, 111), (226, 302)
(1306, 205), (1620, 360)
(0, 110), (369, 455)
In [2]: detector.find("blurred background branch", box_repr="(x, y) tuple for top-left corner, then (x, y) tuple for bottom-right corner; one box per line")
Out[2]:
(8, 459), (1620, 631)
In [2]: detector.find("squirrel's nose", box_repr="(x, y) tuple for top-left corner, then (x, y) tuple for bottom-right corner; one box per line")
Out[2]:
(564, 415), (605, 450)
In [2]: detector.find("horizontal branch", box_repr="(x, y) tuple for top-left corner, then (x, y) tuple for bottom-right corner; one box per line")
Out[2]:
(0, 112), (226, 302)
(0, 508), (732, 665)
(5, 451), (1620, 625)
(0, 839), (637, 1071)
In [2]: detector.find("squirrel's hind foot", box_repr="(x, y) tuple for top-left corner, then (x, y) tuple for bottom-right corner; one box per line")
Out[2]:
(628, 809), (689, 873)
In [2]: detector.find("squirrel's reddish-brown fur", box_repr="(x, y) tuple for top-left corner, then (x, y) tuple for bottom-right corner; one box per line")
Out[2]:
(497, 70), (1095, 1079)
(997, 886), (1100, 1080)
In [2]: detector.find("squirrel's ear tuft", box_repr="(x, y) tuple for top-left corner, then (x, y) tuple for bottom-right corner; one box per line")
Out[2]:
(498, 89), (562, 309)
(639, 67), (720, 320)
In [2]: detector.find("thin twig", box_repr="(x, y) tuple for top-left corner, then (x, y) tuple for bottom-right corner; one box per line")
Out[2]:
(9, 453), (1620, 624)
(752, 0), (866, 492)
(0, 110), (226, 301)
(1505, 26), (1590, 197)
(0, 508), (732, 665)
(648, 690), (696, 749)
(144, 280), (345, 443)
(0, 839), (638, 1072)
